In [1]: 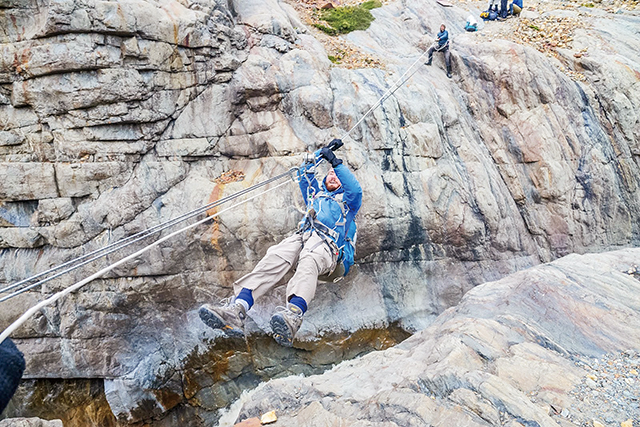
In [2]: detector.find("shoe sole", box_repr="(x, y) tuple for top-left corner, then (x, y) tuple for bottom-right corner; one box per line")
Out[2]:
(199, 306), (244, 338)
(270, 314), (293, 347)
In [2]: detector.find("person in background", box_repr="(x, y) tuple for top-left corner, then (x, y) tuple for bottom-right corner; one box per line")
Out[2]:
(0, 338), (26, 415)
(498, 0), (509, 19)
(509, 0), (523, 16)
(425, 24), (452, 79)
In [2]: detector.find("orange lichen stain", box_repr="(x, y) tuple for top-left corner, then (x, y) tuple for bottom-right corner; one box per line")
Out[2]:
(207, 171), (246, 249)
(215, 170), (246, 185)
(115, 4), (127, 30)
(13, 47), (31, 76)
(181, 370), (200, 400)
(199, 350), (234, 382)
(161, 2), (182, 45)
(151, 388), (183, 412)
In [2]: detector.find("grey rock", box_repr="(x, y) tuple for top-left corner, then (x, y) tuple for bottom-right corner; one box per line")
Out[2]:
(227, 249), (640, 426)
(0, 418), (63, 427)
(31, 198), (74, 226)
(54, 162), (129, 198)
(0, 162), (58, 200)
(0, 227), (44, 249)
(0, 0), (639, 425)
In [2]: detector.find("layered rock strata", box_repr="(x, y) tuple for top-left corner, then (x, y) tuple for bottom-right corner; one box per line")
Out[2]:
(226, 248), (640, 426)
(0, 0), (639, 424)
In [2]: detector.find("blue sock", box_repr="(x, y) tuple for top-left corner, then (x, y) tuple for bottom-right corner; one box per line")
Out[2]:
(235, 288), (254, 310)
(288, 295), (307, 313)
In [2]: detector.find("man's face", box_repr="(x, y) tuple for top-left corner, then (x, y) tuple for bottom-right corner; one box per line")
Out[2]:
(325, 169), (342, 191)
(440, 25), (445, 32)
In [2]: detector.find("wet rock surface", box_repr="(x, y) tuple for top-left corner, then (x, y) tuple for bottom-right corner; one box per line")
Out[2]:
(0, 0), (638, 424)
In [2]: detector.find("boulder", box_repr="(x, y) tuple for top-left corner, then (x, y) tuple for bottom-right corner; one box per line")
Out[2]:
(227, 249), (640, 426)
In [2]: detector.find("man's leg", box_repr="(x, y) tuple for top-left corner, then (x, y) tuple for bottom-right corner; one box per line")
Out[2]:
(426, 46), (435, 65)
(199, 233), (304, 334)
(444, 47), (452, 78)
(233, 233), (304, 301)
(500, 0), (508, 17)
(270, 231), (337, 346)
(286, 232), (337, 304)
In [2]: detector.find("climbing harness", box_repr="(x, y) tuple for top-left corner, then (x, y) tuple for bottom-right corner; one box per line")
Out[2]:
(0, 44), (431, 343)
(434, 40), (450, 52)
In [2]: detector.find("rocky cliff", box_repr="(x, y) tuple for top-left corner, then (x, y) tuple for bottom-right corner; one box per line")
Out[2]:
(0, 0), (639, 425)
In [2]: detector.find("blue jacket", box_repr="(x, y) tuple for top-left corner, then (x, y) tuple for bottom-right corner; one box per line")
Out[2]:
(437, 30), (449, 48)
(512, 0), (522, 7)
(298, 162), (362, 274)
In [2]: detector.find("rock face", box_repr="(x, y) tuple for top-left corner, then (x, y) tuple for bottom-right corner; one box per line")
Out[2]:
(226, 248), (640, 426)
(0, 0), (639, 424)
(0, 419), (63, 427)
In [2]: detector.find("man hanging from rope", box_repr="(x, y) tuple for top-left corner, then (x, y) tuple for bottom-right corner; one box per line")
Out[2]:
(426, 24), (452, 79)
(199, 139), (362, 347)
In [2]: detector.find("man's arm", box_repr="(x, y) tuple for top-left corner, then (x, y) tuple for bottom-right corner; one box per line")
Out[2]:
(439, 30), (449, 44)
(317, 140), (362, 213)
(333, 163), (362, 214)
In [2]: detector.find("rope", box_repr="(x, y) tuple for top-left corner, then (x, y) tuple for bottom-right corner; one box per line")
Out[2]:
(0, 45), (431, 341)
(0, 168), (297, 301)
(338, 49), (430, 141)
(0, 177), (293, 346)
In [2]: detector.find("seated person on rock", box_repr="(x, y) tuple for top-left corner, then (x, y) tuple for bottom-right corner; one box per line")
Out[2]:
(199, 140), (362, 347)
(509, 0), (523, 16)
(426, 24), (452, 79)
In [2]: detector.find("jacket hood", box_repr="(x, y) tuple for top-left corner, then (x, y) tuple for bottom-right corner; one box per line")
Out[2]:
(322, 173), (344, 194)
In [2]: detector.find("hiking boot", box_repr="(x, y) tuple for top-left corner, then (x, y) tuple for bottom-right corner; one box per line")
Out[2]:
(199, 298), (246, 337)
(270, 303), (304, 347)
(447, 72), (452, 79)
(425, 60), (432, 66)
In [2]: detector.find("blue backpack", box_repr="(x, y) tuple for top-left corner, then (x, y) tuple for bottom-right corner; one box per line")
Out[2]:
(480, 9), (497, 20)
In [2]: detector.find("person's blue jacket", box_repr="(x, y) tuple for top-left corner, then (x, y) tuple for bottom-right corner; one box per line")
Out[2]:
(298, 162), (362, 274)
(0, 338), (25, 414)
(437, 29), (449, 48)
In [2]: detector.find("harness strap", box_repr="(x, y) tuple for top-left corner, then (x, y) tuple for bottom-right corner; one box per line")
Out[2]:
(435, 40), (450, 52)
(314, 192), (347, 226)
(300, 215), (340, 242)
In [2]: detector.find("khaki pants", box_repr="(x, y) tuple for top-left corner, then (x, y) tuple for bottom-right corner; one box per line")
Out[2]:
(233, 230), (338, 305)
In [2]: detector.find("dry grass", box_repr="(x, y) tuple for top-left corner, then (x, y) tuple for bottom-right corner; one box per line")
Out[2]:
(284, 0), (388, 69)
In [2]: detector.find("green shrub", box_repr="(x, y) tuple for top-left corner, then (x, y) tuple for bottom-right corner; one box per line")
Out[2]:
(362, 0), (383, 10)
(314, 1), (383, 35)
